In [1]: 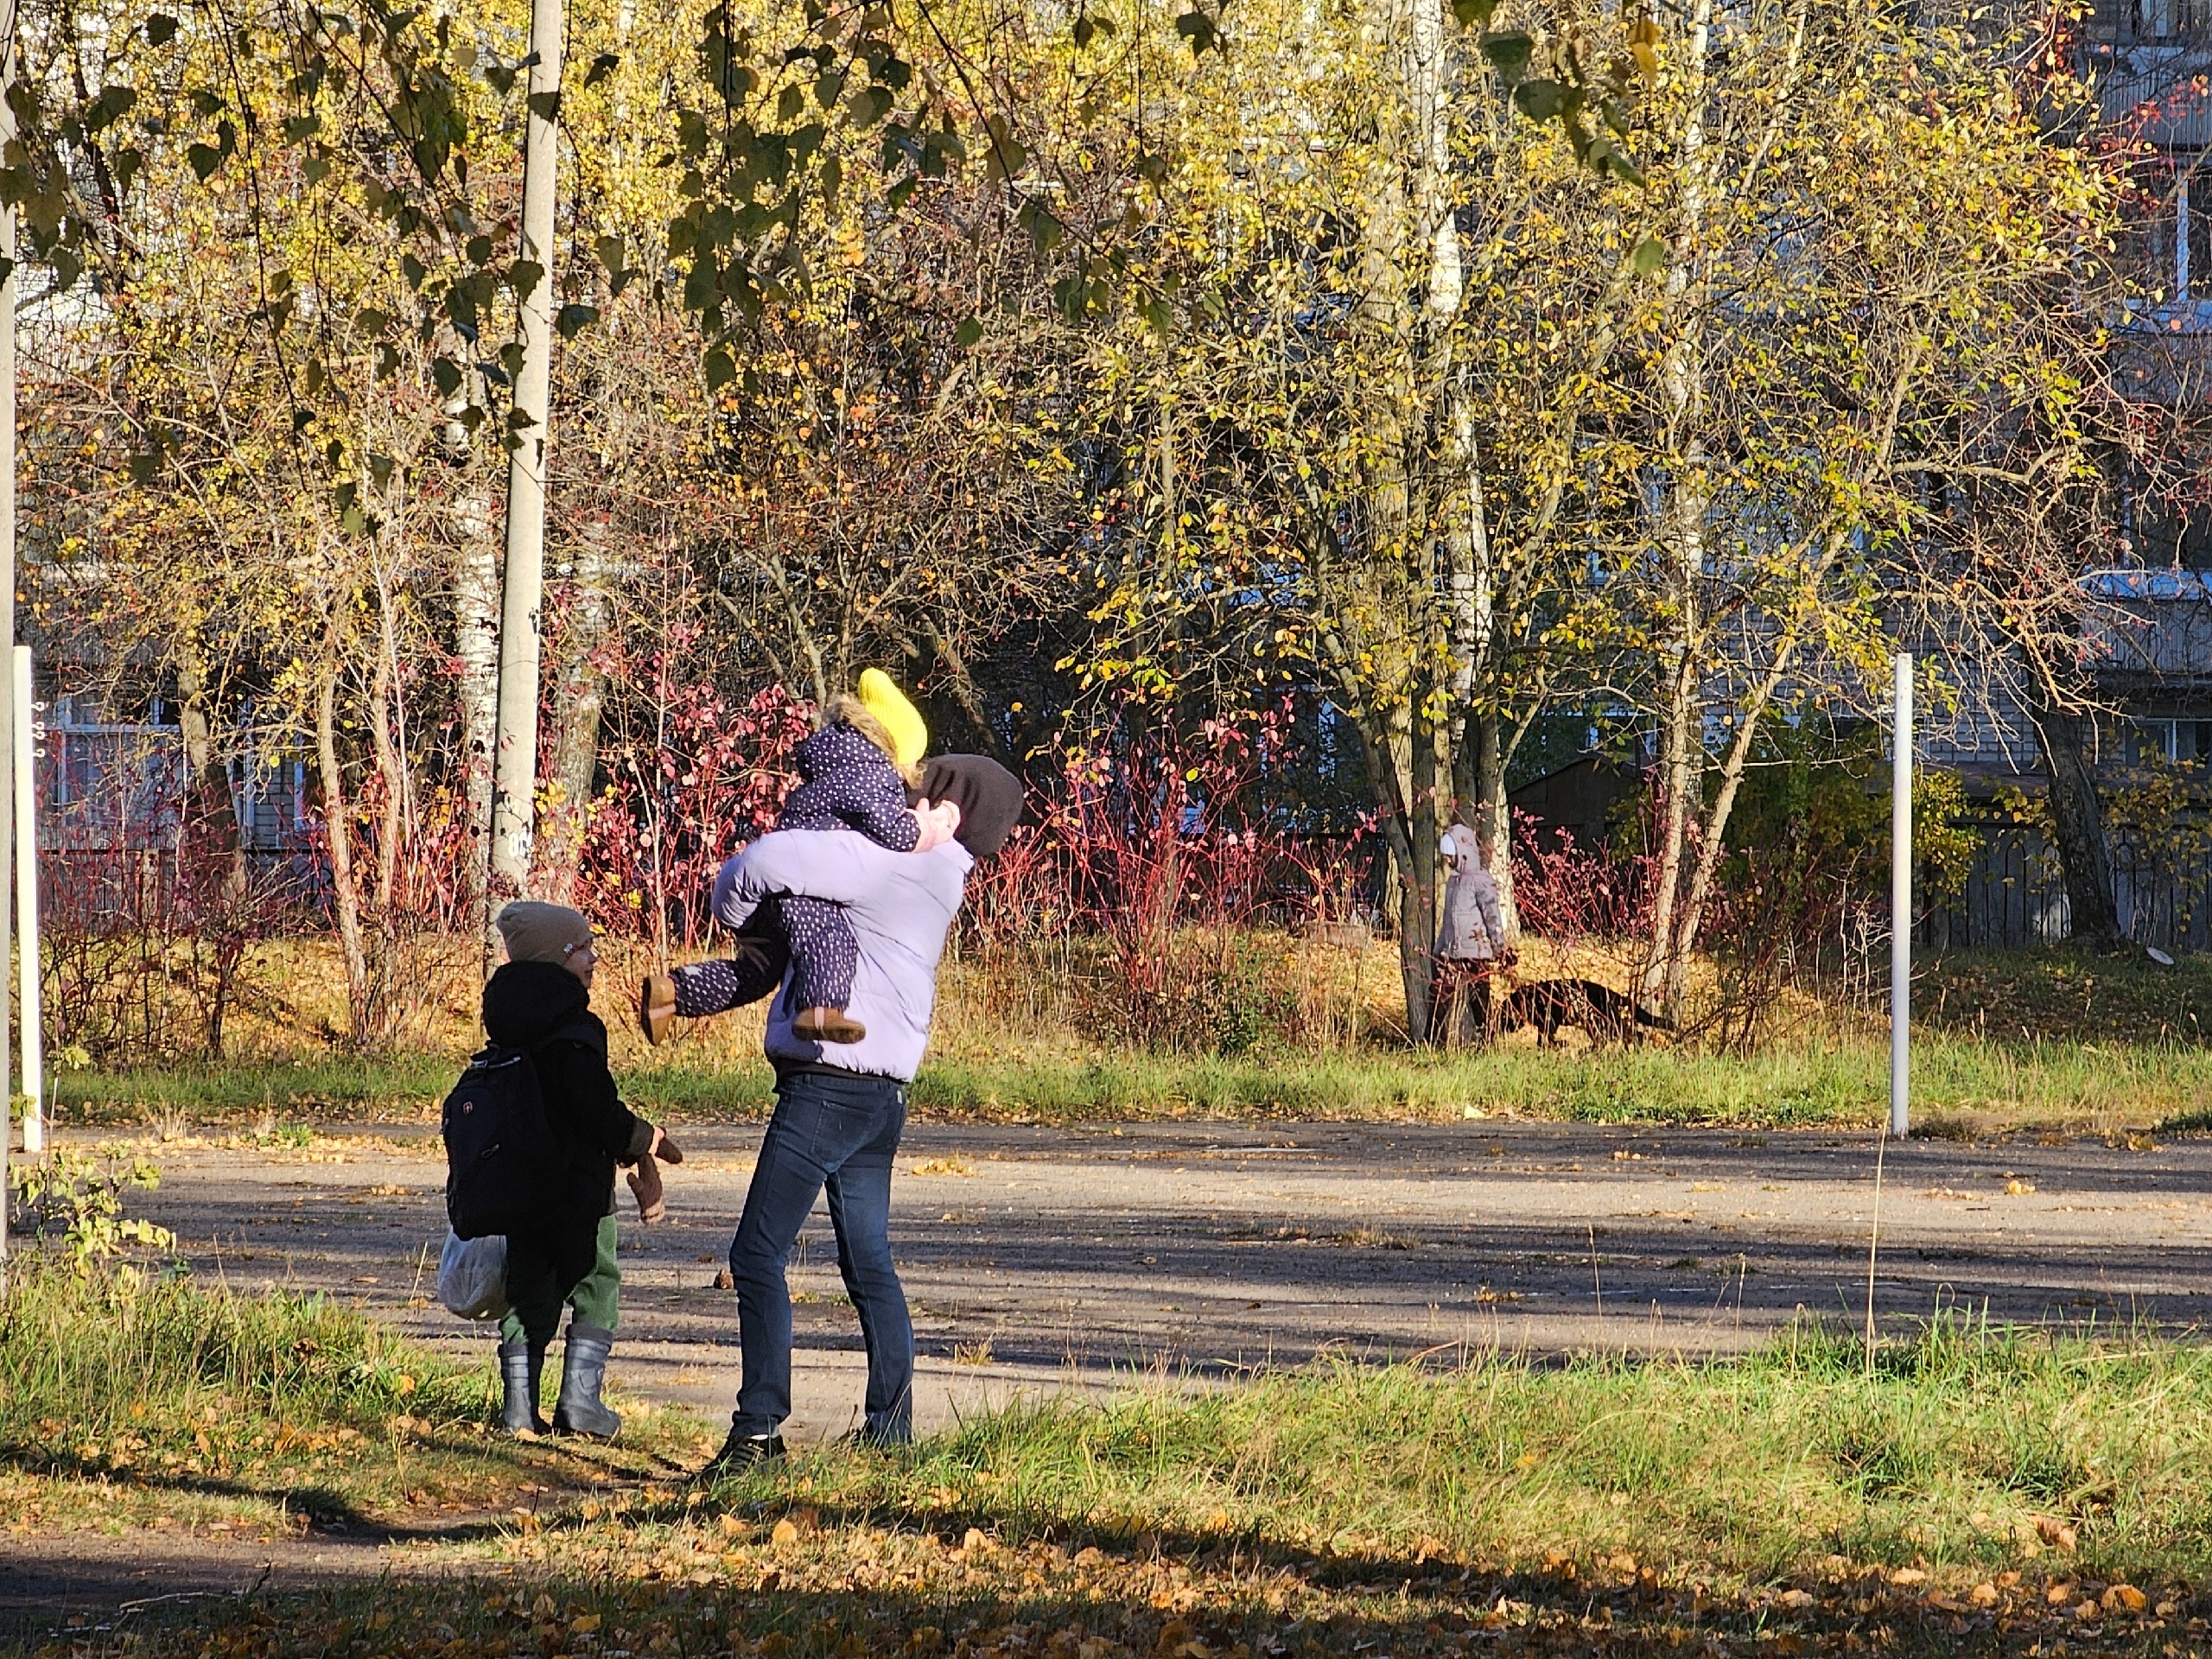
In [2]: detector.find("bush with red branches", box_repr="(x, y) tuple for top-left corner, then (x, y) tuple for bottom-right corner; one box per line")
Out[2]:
(578, 675), (813, 950)
(1510, 808), (1655, 944)
(963, 698), (1376, 1048)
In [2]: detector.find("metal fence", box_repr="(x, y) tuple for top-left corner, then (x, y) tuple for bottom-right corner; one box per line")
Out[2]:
(1917, 820), (2212, 952)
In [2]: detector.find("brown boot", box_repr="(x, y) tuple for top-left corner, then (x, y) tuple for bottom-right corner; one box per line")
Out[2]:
(792, 1006), (867, 1044)
(639, 974), (677, 1046)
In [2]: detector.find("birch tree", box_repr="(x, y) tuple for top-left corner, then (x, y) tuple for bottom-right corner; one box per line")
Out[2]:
(1082, 0), (1648, 1039)
(1618, 0), (2122, 1017)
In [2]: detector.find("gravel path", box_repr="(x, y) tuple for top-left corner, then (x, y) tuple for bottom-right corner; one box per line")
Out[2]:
(103, 1116), (2212, 1436)
(11, 1116), (2211, 1627)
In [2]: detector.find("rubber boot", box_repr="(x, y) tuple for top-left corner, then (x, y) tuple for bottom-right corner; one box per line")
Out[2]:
(551, 1322), (622, 1439)
(499, 1338), (550, 1436)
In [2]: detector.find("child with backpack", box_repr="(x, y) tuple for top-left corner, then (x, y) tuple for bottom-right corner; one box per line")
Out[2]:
(476, 901), (682, 1437)
(638, 671), (954, 1046)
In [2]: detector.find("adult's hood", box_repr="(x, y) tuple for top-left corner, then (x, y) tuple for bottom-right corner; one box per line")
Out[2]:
(481, 959), (597, 1051)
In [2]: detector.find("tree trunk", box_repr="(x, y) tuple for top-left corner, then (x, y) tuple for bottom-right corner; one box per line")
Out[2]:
(454, 498), (499, 948)
(368, 570), (406, 918)
(1641, 639), (1699, 1017)
(539, 529), (613, 906)
(1442, 410), (1518, 937)
(315, 660), (372, 1046)
(1408, 702), (1440, 1039)
(1469, 709), (1516, 930)
(2024, 693), (2121, 947)
(174, 658), (247, 903)
(1342, 690), (1435, 1044)
(1638, 0), (1713, 1023)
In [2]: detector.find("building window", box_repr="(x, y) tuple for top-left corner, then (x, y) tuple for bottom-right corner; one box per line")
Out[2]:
(2195, 171), (2212, 296)
(2123, 161), (2212, 307)
(2130, 0), (2209, 37)
(2107, 717), (2212, 767)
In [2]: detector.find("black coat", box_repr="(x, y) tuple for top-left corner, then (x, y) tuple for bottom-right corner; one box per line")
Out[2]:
(480, 960), (654, 1225)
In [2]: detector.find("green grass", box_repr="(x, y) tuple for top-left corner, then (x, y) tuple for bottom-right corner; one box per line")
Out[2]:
(42, 942), (2212, 1141)
(20, 1298), (2210, 1658)
(818, 1317), (2209, 1586)
(1920, 944), (2212, 1046)
(54, 1031), (2212, 1130)
(18, 1264), (2209, 1582)
(44, 944), (2212, 1132)
(0, 1260), (706, 1540)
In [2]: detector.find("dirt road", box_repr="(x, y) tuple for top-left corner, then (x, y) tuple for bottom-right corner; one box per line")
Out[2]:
(110, 1116), (2212, 1440)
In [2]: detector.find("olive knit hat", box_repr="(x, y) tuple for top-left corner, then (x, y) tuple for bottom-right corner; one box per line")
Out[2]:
(494, 900), (594, 964)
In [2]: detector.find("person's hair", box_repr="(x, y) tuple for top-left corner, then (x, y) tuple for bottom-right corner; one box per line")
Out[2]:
(826, 694), (923, 788)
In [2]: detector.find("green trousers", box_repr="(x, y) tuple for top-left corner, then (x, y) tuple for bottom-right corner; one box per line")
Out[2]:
(501, 1212), (620, 1343)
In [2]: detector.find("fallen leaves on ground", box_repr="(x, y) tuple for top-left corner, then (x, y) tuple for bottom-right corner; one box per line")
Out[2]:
(25, 1509), (2209, 1659)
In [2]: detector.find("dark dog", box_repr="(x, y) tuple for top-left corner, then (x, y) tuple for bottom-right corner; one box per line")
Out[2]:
(1503, 979), (1673, 1047)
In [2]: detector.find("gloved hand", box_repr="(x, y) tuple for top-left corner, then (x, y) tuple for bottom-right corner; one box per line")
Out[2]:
(648, 1125), (683, 1165)
(628, 1153), (667, 1224)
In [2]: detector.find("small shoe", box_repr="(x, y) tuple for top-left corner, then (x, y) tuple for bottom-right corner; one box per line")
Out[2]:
(792, 1006), (867, 1044)
(695, 1427), (786, 1482)
(639, 974), (677, 1045)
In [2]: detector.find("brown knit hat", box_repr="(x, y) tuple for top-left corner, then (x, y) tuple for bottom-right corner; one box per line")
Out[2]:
(495, 900), (594, 964)
(911, 754), (1024, 858)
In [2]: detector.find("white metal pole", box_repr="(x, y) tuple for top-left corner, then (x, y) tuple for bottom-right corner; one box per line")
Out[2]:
(486, 0), (566, 918)
(15, 645), (37, 1153)
(1891, 652), (1912, 1139)
(0, 2), (14, 1290)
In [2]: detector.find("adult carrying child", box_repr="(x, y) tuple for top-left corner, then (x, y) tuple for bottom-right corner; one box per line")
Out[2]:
(637, 671), (956, 1046)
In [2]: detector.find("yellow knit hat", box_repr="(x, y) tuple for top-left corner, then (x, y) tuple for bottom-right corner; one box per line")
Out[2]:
(855, 669), (928, 773)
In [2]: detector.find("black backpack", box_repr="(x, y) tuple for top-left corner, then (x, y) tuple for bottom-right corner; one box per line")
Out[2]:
(442, 1045), (558, 1240)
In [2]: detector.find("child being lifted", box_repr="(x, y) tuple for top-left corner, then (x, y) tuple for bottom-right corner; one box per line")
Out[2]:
(638, 671), (954, 1046)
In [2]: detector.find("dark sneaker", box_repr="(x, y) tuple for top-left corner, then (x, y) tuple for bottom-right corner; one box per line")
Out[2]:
(695, 1428), (786, 1482)
(639, 974), (677, 1046)
(834, 1427), (911, 1454)
(792, 1006), (867, 1044)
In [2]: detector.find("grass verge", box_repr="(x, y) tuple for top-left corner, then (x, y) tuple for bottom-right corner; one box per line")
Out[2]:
(0, 1260), (707, 1544)
(10, 1268), (2212, 1657)
(47, 942), (2212, 1132)
(836, 1318), (2209, 1585)
(54, 1030), (2212, 1131)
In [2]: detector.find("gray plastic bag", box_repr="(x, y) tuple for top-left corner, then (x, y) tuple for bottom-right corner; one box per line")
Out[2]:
(436, 1228), (511, 1320)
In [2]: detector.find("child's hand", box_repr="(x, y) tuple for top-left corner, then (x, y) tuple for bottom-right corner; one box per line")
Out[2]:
(649, 1125), (684, 1166)
(628, 1154), (667, 1224)
(912, 798), (962, 853)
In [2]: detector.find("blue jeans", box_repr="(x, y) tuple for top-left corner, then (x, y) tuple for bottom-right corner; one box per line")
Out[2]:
(728, 1068), (913, 1442)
